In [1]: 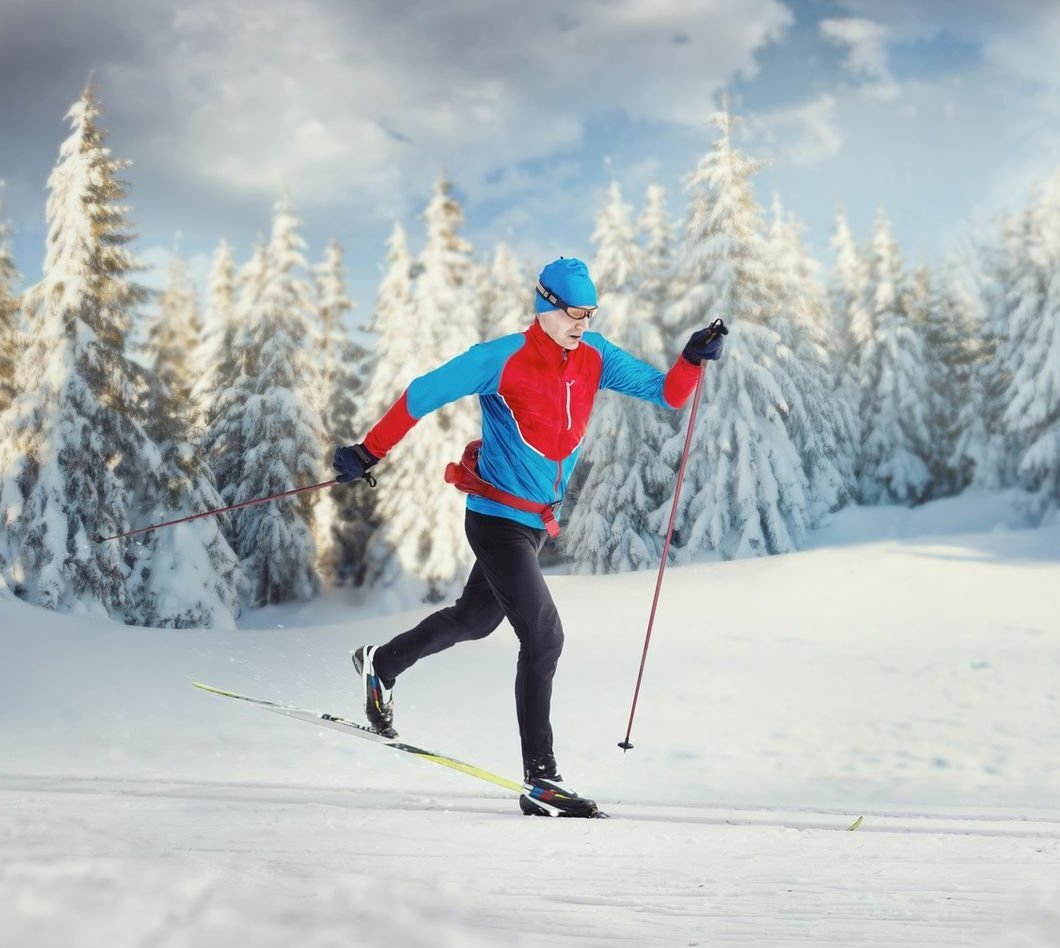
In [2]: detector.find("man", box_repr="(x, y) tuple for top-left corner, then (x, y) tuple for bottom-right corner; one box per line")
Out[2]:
(333, 257), (725, 818)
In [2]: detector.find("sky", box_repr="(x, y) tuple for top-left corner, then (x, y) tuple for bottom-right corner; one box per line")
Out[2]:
(2, 0), (1060, 316)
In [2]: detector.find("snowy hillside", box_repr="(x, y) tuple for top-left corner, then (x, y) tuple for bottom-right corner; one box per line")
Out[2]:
(2, 494), (1059, 947)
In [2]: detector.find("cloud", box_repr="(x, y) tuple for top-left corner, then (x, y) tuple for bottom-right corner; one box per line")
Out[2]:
(3, 0), (793, 226)
(820, 17), (900, 101)
(748, 94), (842, 166)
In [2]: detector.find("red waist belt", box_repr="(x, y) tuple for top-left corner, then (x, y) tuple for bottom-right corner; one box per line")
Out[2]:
(444, 440), (560, 538)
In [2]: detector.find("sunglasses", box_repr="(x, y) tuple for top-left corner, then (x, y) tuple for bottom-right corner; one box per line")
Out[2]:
(536, 281), (598, 321)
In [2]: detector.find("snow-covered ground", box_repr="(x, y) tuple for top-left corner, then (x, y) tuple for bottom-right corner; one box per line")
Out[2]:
(2, 491), (1058, 947)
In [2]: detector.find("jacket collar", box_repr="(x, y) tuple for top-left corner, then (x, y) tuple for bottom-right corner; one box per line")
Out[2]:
(526, 318), (571, 366)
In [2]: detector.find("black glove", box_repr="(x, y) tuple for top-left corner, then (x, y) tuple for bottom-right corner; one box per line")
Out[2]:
(332, 443), (379, 484)
(683, 319), (728, 365)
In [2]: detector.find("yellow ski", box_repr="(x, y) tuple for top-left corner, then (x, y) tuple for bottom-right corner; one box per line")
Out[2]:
(193, 681), (523, 793)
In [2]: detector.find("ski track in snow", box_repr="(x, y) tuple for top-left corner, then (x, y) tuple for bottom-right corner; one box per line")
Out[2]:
(3, 774), (1059, 948)
(2, 496), (1059, 947)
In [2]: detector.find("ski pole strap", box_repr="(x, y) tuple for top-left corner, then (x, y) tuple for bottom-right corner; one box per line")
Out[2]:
(445, 440), (561, 538)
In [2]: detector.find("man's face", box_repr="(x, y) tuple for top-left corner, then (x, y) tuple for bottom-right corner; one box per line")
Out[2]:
(537, 308), (593, 350)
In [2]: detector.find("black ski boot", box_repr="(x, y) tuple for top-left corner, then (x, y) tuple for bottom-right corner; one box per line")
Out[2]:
(352, 645), (397, 738)
(519, 760), (603, 818)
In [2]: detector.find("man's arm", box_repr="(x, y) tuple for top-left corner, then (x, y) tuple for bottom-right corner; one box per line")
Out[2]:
(593, 335), (701, 410)
(594, 322), (726, 410)
(363, 335), (524, 459)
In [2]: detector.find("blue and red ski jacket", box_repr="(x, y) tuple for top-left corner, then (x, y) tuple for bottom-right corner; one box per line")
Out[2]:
(364, 319), (701, 532)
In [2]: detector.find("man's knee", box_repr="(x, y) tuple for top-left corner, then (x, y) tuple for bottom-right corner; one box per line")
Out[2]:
(524, 604), (564, 672)
(445, 597), (504, 641)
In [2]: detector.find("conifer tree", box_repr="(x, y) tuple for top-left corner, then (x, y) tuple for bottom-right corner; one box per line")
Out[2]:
(144, 248), (199, 408)
(357, 224), (413, 587)
(0, 190), (21, 413)
(370, 176), (477, 599)
(128, 339), (244, 628)
(361, 224), (414, 426)
(911, 265), (979, 499)
(190, 239), (239, 426)
(639, 184), (680, 361)
(766, 198), (856, 521)
(0, 86), (240, 626)
(853, 209), (932, 504)
(312, 239), (372, 584)
(952, 227), (1016, 491)
(565, 181), (671, 572)
(827, 207), (868, 385)
(999, 175), (1060, 515)
(478, 242), (531, 339)
(202, 239), (268, 513)
(0, 87), (142, 614)
(666, 110), (809, 558)
(207, 198), (322, 606)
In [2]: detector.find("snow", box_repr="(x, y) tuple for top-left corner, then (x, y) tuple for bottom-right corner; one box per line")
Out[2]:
(2, 493), (1059, 947)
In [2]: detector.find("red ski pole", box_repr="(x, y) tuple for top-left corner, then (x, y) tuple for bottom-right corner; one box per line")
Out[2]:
(618, 320), (724, 751)
(94, 476), (358, 544)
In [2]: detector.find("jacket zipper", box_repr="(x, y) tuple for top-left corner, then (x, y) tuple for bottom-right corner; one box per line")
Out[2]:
(554, 369), (573, 502)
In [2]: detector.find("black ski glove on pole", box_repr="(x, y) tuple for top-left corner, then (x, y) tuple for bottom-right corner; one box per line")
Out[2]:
(682, 319), (729, 365)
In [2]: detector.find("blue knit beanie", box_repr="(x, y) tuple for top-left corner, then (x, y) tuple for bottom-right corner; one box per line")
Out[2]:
(535, 257), (598, 313)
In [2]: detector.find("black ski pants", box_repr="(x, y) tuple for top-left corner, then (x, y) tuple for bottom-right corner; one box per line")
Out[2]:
(373, 510), (563, 777)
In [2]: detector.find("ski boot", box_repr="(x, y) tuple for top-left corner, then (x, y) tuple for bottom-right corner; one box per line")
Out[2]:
(519, 760), (604, 818)
(352, 645), (398, 739)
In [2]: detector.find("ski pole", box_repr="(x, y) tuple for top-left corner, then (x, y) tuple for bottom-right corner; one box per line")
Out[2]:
(94, 474), (370, 544)
(618, 319), (725, 751)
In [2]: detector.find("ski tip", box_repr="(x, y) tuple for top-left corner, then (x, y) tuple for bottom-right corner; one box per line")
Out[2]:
(847, 815), (864, 831)
(192, 681), (238, 699)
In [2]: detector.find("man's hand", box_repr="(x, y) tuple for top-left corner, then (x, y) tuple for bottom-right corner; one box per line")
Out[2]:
(682, 319), (728, 365)
(333, 443), (379, 484)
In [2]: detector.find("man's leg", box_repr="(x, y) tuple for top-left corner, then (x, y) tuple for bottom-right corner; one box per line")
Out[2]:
(371, 554), (507, 683)
(462, 511), (561, 777)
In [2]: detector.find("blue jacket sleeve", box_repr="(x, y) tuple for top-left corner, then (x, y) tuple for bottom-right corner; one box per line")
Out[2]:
(587, 333), (670, 408)
(406, 334), (525, 418)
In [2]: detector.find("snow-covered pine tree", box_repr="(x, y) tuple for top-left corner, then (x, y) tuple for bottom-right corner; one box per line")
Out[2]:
(635, 181), (690, 528)
(0, 86), (238, 624)
(144, 248), (199, 407)
(639, 183), (681, 362)
(665, 110), (810, 559)
(999, 174), (1060, 516)
(0, 190), (21, 413)
(356, 223), (413, 588)
(952, 221), (1018, 491)
(853, 209), (932, 505)
(478, 242), (531, 339)
(361, 224), (415, 426)
(127, 351), (244, 628)
(200, 239), (268, 526)
(312, 238), (373, 584)
(909, 264), (978, 499)
(945, 257), (993, 494)
(827, 207), (868, 385)
(565, 181), (671, 573)
(190, 239), (239, 427)
(370, 176), (478, 600)
(766, 197), (856, 522)
(212, 197), (323, 606)
(0, 87), (144, 614)
(125, 245), (242, 627)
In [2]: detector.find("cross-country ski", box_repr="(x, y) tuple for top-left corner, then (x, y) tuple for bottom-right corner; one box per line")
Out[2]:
(193, 680), (608, 818)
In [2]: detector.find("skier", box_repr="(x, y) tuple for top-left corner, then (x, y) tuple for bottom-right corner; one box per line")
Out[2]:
(333, 257), (725, 817)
